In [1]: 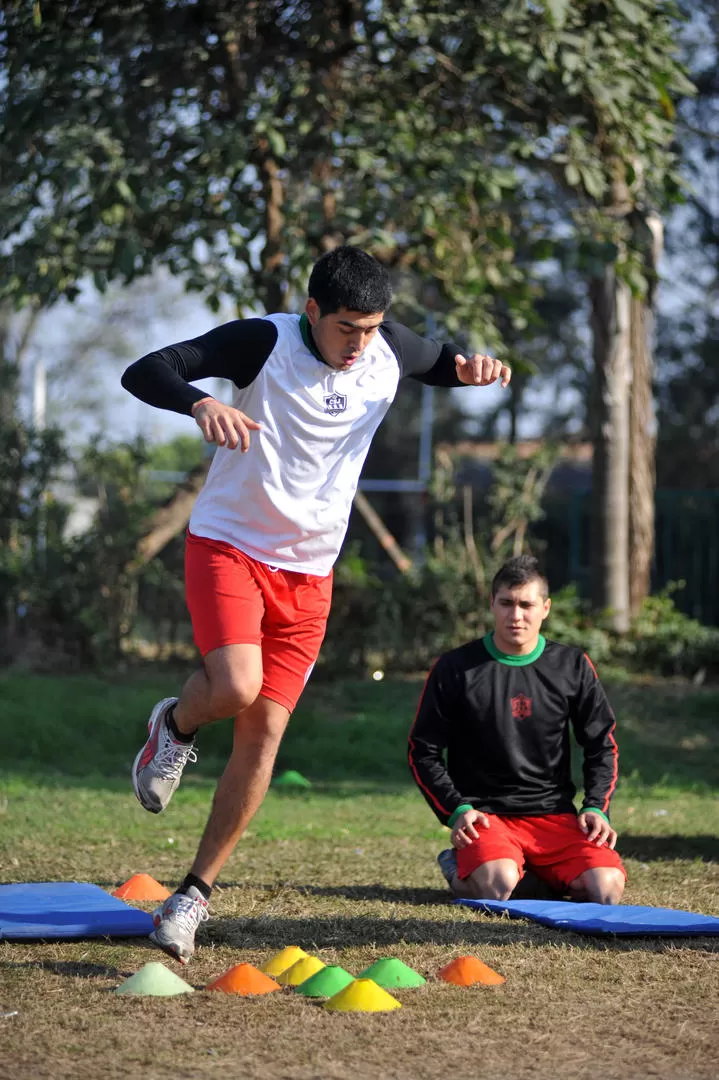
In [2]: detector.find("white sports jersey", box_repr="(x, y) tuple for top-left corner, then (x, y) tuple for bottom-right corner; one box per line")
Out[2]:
(189, 314), (400, 574)
(122, 309), (466, 574)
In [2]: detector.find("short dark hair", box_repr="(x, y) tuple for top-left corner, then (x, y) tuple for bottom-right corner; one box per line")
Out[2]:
(491, 555), (549, 599)
(308, 246), (393, 316)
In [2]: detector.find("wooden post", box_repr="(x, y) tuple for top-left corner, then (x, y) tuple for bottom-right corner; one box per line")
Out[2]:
(352, 490), (413, 573)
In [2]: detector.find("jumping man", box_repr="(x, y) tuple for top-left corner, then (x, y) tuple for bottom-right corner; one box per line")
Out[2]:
(121, 245), (512, 962)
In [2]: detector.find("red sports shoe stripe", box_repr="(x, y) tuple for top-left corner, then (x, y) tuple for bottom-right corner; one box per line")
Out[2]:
(138, 715), (162, 769)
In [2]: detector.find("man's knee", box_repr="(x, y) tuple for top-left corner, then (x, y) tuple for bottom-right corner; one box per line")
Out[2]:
(203, 645), (263, 718)
(462, 859), (521, 901)
(572, 866), (625, 905)
(208, 672), (263, 718)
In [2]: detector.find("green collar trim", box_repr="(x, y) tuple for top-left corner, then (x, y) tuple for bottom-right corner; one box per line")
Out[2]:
(299, 312), (329, 366)
(483, 632), (546, 666)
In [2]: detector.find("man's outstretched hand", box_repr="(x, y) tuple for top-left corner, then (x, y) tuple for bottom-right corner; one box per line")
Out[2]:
(455, 353), (512, 388)
(192, 398), (261, 451)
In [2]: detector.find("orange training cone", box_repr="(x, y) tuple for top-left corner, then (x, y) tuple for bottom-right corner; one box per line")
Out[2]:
(112, 874), (171, 902)
(437, 956), (505, 986)
(206, 963), (281, 996)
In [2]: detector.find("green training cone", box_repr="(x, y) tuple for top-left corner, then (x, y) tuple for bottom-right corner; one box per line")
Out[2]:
(295, 964), (355, 998)
(272, 769), (312, 789)
(323, 978), (401, 1013)
(357, 957), (426, 989)
(114, 962), (194, 997)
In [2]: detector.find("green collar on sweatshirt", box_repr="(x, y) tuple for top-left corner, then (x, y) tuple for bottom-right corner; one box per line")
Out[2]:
(483, 632), (546, 666)
(299, 312), (329, 365)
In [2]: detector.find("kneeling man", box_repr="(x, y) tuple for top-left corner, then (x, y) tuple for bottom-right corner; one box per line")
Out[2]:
(408, 555), (626, 904)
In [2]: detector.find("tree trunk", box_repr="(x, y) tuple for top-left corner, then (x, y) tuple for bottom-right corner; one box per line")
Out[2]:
(628, 210), (662, 615)
(590, 266), (632, 633)
(628, 293), (656, 614)
(256, 150), (287, 313)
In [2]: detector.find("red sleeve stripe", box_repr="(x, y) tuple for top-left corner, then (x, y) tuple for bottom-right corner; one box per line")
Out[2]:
(584, 653), (618, 812)
(584, 653), (598, 679)
(408, 663), (452, 818)
(602, 711), (619, 813)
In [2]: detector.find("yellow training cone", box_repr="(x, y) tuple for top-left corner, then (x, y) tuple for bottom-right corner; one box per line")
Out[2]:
(278, 955), (325, 986)
(261, 946), (308, 977)
(324, 977), (401, 1013)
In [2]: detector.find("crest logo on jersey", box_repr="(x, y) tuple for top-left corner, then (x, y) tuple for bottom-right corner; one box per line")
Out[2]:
(511, 694), (532, 719)
(324, 392), (347, 416)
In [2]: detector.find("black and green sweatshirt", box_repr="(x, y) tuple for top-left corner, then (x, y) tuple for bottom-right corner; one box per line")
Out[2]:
(408, 634), (618, 827)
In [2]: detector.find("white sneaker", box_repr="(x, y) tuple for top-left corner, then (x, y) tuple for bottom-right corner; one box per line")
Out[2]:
(149, 887), (209, 965)
(131, 697), (197, 813)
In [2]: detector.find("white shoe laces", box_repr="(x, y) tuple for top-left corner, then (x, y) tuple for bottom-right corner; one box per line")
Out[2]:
(170, 893), (209, 933)
(154, 741), (198, 780)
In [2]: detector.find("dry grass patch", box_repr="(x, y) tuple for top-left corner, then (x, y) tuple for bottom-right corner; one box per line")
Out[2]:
(1, 672), (718, 1079)
(3, 859), (718, 1080)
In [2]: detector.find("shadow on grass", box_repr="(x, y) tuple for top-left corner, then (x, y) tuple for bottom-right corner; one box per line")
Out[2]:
(0, 959), (131, 979)
(621, 834), (719, 862)
(298, 884), (450, 906)
(268, 875), (561, 906)
(214, 882), (451, 907)
(203, 913), (719, 955)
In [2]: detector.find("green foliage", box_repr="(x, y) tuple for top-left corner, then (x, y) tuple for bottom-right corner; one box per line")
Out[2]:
(1, 1), (693, 341)
(146, 435), (206, 476)
(655, 6), (719, 489)
(548, 583), (719, 677)
(324, 559), (719, 679)
(3, 438), (152, 665)
(616, 586), (719, 676)
(323, 441), (561, 674)
(0, 427), (190, 667)
(325, 441), (719, 679)
(2, 423), (716, 679)
(544, 584), (615, 662)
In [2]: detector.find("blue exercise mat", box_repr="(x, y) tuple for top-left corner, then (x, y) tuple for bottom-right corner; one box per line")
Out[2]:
(455, 898), (719, 936)
(0, 882), (155, 940)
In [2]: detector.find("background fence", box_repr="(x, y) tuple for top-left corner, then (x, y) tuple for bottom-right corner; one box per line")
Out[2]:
(557, 490), (719, 625)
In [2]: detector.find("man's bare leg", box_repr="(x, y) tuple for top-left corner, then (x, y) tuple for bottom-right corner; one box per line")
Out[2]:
(189, 694), (290, 886)
(450, 858), (521, 901)
(132, 643), (264, 815)
(569, 866), (625, 904)
(148, 693), (290, 963)
(173, 643), (264, 734)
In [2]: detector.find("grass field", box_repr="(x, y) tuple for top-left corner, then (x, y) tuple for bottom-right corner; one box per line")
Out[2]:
(1, 669), (718, 1080)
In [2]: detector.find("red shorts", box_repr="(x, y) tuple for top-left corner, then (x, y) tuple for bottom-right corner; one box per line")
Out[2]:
(185, 531), (333, 713)
(456, 813), (626, 894)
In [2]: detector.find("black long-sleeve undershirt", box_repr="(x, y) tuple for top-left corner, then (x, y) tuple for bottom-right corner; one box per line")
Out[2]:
(408, 637), (619, 825)
(121, 316), (466, 415)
